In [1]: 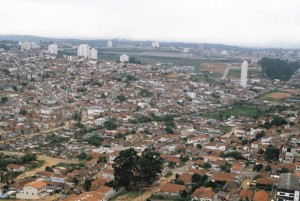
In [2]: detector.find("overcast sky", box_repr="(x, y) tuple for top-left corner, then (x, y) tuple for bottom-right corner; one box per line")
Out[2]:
(1, 0), (300, 48)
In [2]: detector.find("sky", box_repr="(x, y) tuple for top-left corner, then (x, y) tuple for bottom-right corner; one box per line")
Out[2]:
(1, 0), (300, 48)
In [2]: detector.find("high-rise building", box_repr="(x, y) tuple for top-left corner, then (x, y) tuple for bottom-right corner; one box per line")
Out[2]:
(120, 54), (129, 62)
(221, 50), (228, 56)
(152, 41), (159, 48)
(107, 40), (112, 47)
(240, 61), (248, 87)
(199, 44), (204, 51)
(20, 42), (31, 50)
(48, 44), (58, 55)
(183, 48), (189, 53)
(89, 48), (97, 59)
(31, 42), (38, 49)
(77, 44), (89, 58)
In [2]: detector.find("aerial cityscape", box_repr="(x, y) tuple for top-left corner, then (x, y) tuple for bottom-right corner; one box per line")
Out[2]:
(0, 1), (300, 201)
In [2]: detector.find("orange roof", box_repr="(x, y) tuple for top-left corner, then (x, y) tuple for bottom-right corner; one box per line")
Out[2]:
(96, 186), (112, 193)
(238, 189), (254, 199)
(24, 181), (46, 189)
(253, 190), (269, 201)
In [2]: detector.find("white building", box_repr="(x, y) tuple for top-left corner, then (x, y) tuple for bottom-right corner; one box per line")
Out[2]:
(152, 41), (159, 48)
(48, 44), (58, 55)
(183, 48), (189, 53)
(199, 44), (204, 51)
(221, 50), (228, 56)
(16, 181), (48, 199)
(89, 48), (98, 59)
(120, 54), (129, 62)
(20, 42), (31, 50)
(107, 40), (112, 47)
(187, 92), (196, 99)
(77, 44), (90, 58)
(31, 42), (38, 49)
(240, 61), (248, 87)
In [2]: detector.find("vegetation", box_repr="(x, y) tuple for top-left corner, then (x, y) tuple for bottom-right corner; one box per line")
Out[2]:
(113, 149), (163, 190)
(86, 135), (104, 146)
(260, 57), (300, 81)
(164, 171), (173, 178)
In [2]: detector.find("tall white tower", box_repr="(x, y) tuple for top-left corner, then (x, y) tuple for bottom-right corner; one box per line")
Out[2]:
(107, 40), (112, 47)
(89, 48), (97, 59)
(48, 44), (58, 54)
(152, 41), (159, 48)
(77, 44), (89, 58)
(240, 61), (248, 87)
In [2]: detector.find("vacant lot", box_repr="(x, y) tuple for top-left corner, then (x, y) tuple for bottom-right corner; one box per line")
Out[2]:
(201, 106), (264, 119)
(265, 92), (291, 99)
(280, 89), (300, 93)
(228, 69), (263, 78)
(200, 63), (228, 74)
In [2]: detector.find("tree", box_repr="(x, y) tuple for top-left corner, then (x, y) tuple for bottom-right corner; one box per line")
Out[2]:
(19, 109), (27, 115)
(202, 163), (211, 169)
(73, 178), (79, 186)
(265, 165), (272, 172)
(175, 173), (180, 180)
(117, 95), (127, 102)
(98, 156), (108, 162)
(129, 57), (136, 63)
(1, 97), (8, 103)
(253, 164), (264, 172)
(210, 137), (214, 142)
(76, 152), (88, 159)
(165, 127), (174, 134)
(277, 167), (289, 173)
(168, 161), (176, 168)
(12, 86), (18, 91)
(83, 179), (92, 191)
(192, 173), (201, 182)
(197, 144), (202, 149)
(105, 180), (115, 188)
(113, 149), (139, 189)
(86, 155), (93, 161)
(45, 166), (54, 172)
(181, 189), (188, 198)
(104, 121), (118, 130)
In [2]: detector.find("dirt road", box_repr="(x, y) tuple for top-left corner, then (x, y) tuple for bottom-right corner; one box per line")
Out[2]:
(223, 126), (238, 137)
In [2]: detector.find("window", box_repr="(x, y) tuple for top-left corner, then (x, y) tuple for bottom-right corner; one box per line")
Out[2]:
(280, 193), (285, 195)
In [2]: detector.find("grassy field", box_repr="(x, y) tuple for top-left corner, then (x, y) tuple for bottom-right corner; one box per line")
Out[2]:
(201, 106), (264, 119)
(217, 125), (233, 133)
(108, 190), (140, 201)
(228, 69), (263, 78)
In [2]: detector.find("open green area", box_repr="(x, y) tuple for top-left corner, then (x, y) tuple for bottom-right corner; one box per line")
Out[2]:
(200, 106), (266, 119)
(108, 190), (140, 201)
(217, 125), (233, 133)
(228, 69), (263, 78)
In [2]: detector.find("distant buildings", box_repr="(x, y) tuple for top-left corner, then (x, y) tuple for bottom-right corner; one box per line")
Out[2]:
(152, 41), (159, 48)
(107, 40), (112, 47)
(183, 48), (189, 53)
(199, 44), (204, 51)
(77, 44), (90, 58)
(20, 42), (32, 50)
(120, 54), (129, 62)
(89, 48), (97, 59)
(240, 61), (248, 87)
(221, 50), (228, 56)
(48, 44), (58, 55)
(31, 42), (38, 49)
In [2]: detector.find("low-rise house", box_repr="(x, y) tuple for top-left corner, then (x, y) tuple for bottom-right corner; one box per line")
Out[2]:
(6, 164), (25, 172)
(253, 190), (269, 201)
(192, 187), (215, 201)
(16, 181), (48, 200)
(157, 183), (185, 196)
(237, 189), (253, 201)
(96, 186), (115, 199)
(102, 169), (114, 181)
(50, 175), (67, 183)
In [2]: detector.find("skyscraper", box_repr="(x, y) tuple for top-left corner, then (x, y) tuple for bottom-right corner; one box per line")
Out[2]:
(199, 44), (204, 51)
(89, 48), (97, 59)
(48, 44), (58, 54)
(240, 61), (248, 87)
(77, 44), (89, 58)
(107, 40), (112, 47)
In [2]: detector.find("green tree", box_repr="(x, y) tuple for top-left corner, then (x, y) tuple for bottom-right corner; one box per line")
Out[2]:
(83, 179), (92, 191)
(76, 152), (88, 159)
(253, 164), (264, 172)
(1, 97), (8, 103)
(181, 189), (188, 198)
(117, 95), (127, 102)
(45, 166), (54, 172)
(202, 163), (211, 169)
(168, 161), (176, 168)
(265, 165), (272, 172)
(12, 86), (18, 91)
(113, 149), (140, 189)
(129, 57), (136, 63)
(86, 155), (93, 161)
(105, 180), (115, 188)
(73, 178), (79, 186)
(192, 173), (201, 182)
(98, 156), (108, 162)
(19, 109), (27, 115)
(165, 127), (174, 134)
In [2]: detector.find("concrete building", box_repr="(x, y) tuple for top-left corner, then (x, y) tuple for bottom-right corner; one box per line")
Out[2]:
(120, 54), (129, 62)
(240, 61), (248, 87)
(89, 48), (97, 59)
(48, 44), (58, 55)
(152, 41), (159, 48)
(16, 181), (48, 199)
(199, 44), (204, 51)
(276, 173), (299, 201)
(183, 48), (189, 53)
(20, 42), (31, 50)
(77, 44), (90, 58)
(107, 40), (112, 47)
(221, 50), (228, 56)
(31, 42), (38, 49)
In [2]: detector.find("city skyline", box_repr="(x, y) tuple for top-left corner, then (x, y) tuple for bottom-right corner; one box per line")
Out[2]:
(0, 0), (300, 48)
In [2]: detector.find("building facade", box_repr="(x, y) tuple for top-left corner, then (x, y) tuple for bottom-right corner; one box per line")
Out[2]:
(48, 44), (58, 55)
(77, 44), (90, 58)
(240, 61), (248, 87)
